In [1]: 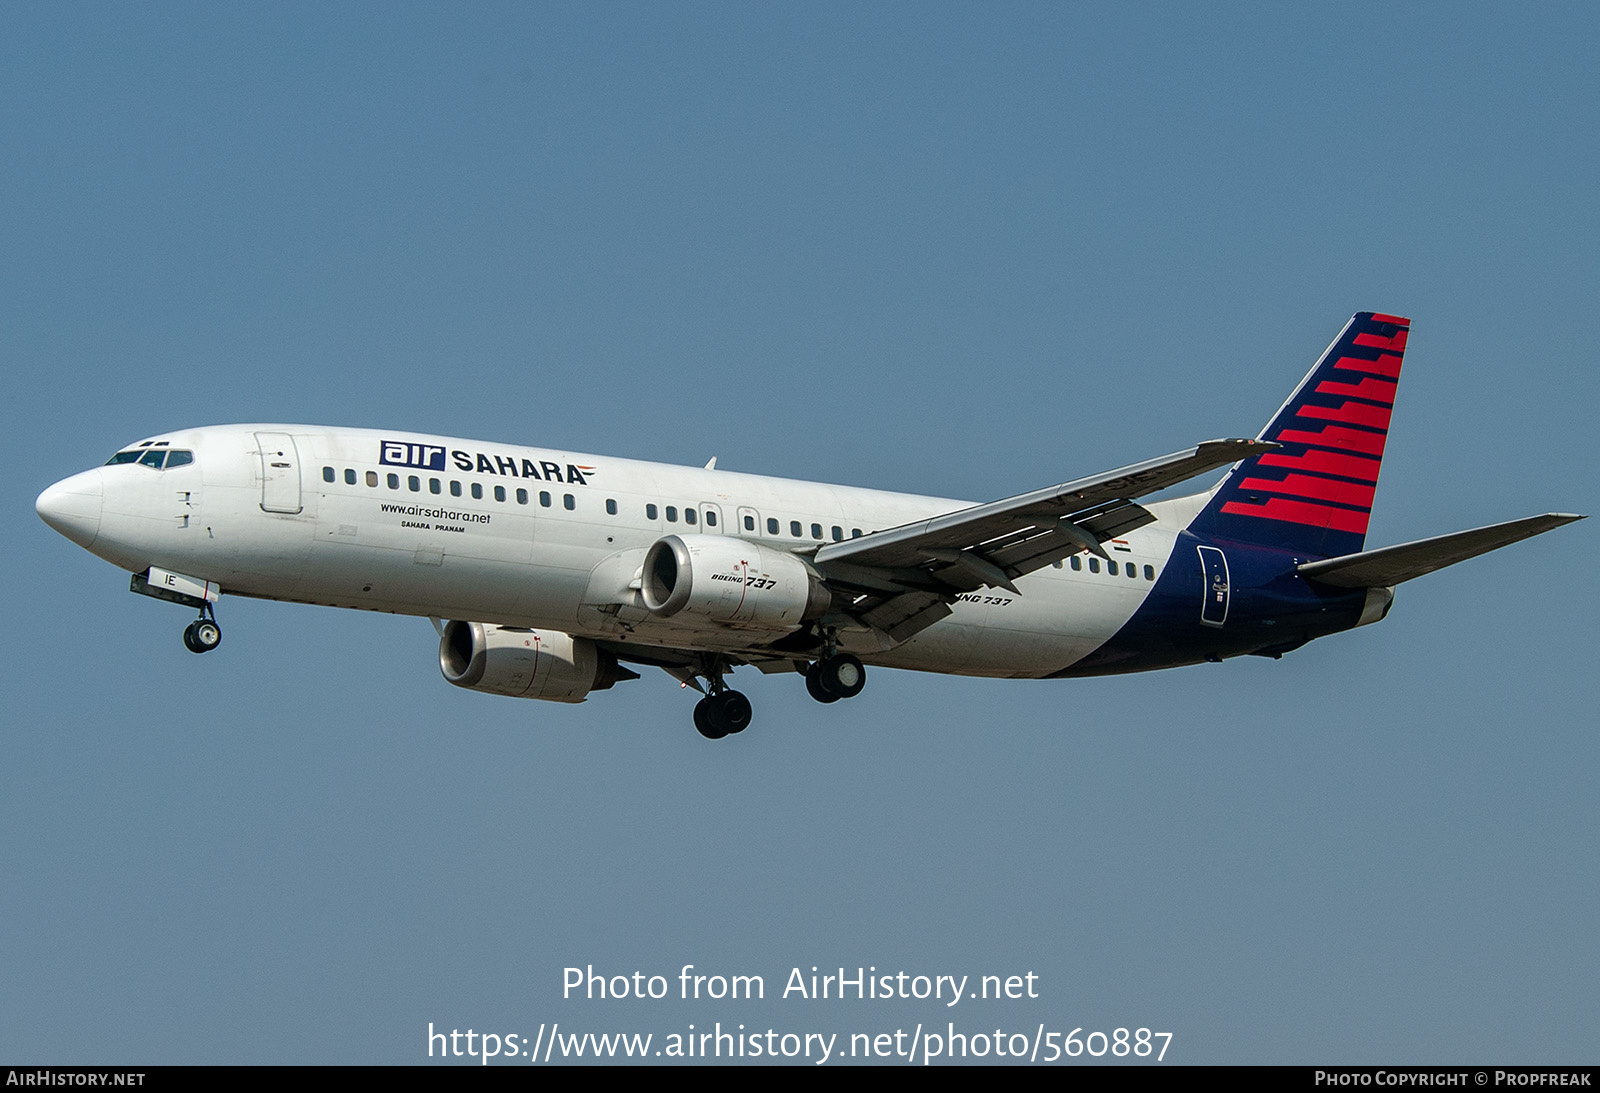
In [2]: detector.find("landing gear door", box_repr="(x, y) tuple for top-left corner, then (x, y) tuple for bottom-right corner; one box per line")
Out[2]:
(256, 432), (302, 514)
(1197, 545), (1229, 628)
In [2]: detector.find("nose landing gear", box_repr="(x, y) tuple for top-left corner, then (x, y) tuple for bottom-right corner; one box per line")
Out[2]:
(130, 569), (224, 655)
(182, 603), (223, 654)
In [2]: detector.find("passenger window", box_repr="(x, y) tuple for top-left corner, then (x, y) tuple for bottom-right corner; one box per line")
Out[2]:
(517, 489), (528, 505)
(647, 503), (658, 520)
(685, 509), (698, 525)
(494, 485), (506, 502)
(1070, 555), (1081, 571)
(408, 475), (420, 492)
(811, 523), (823, 540)
(790, 520), (802, 537)
(1144, 565), (1155, 580)
(851, 528), (862, 538)
(831, 526), (843, 541)
(344, 468), (356, 485)
(666, 506), (678, 522)
(429, 478), (441, 494)
(766, 518), (778, 534)
(387, 473), (399, 490)
(540, 491), (552, 507)
(471, 483), (483, 500)
(1108, 560), (1118, 576)
(450, 480), (461, 497)
(1089, 557), (1100, 573)
(705, 510), (717, 528)
(1127, 565), (1138, 579)
(366, 471), (378, 487)
(607, 499), (618, 516)
(322, 466), (335, 482)
(744, 515), (755, 531)
(563, 494), (575, 510)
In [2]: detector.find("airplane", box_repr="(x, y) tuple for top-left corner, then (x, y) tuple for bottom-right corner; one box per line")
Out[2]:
(36, 312), (1581, 739)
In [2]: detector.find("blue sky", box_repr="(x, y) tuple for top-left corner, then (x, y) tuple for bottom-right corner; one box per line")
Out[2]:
(5, 2), (1596, 1064)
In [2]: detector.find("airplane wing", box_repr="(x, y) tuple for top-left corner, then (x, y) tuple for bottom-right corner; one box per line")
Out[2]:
(811, 438), (1275, 643)
(1297, 513), (1584, 588)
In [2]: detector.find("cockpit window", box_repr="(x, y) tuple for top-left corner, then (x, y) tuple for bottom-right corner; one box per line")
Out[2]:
(105, 448), (195, 469)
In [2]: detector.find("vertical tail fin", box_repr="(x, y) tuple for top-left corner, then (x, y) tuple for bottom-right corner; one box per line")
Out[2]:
(1187, 311), (1409, 558)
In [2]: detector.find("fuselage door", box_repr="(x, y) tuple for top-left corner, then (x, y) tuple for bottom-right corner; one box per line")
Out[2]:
(700, 503), (725, 534)
(256, 431), (303, 514)
(1197, 545), (1230, 627)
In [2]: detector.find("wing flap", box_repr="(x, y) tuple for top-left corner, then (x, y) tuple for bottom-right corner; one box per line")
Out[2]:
(973, 502), (1154, 575)
(1298, 513), (1583, 588)
(858, 592), (954, 644)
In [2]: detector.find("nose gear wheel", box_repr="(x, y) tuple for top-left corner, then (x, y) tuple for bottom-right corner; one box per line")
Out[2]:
(182, 603), (222, 654)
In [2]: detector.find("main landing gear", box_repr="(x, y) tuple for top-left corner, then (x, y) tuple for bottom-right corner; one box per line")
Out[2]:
(182, 603), (223, 654)
(693, 689), (753, 740)
(688, 655), (753, 741)
(686, 649), (867, 740)
(805, 653), (865, 704)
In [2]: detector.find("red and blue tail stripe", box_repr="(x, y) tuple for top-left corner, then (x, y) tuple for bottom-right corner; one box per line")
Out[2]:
(1188, 312), (1408, 558)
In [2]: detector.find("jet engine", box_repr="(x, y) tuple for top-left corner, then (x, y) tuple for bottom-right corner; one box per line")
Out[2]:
(438, 621), (636, 702)
(641, 534), (831, 632)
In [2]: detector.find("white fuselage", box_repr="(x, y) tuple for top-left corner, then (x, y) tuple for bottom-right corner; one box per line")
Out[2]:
(45, 424), (1181, 678)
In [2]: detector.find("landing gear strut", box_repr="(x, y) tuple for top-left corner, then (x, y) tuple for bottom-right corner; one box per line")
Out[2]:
(182, 603), (222, 654)
(806, 653), (865, 703)
(690, 656), (753, 740)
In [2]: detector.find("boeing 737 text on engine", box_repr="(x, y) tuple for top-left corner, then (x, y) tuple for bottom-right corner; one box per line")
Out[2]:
(36, 314), (1581, 739)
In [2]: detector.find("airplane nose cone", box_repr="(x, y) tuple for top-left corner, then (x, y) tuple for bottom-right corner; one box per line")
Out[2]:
(37, 469), (104, 549)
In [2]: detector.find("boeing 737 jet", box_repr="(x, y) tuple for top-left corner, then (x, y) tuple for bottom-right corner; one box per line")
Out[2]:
(36, 313), (1581, 738)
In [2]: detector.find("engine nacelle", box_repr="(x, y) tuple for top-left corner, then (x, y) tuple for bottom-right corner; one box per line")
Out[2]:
(438, 622), (633, 703)
(641, 534), (831, 632)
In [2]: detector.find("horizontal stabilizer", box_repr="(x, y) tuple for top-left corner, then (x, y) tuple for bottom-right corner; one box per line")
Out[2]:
(1297, 513), (1584, 588)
